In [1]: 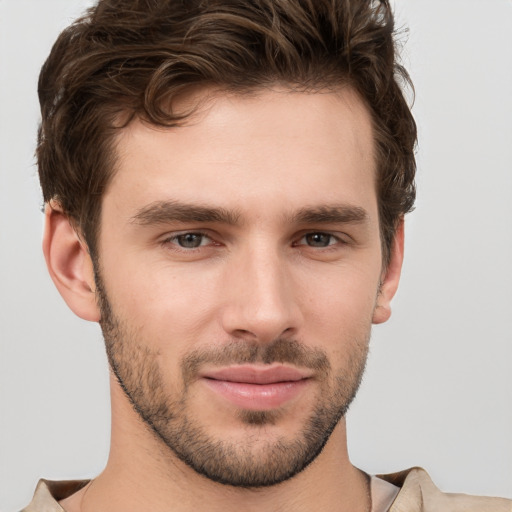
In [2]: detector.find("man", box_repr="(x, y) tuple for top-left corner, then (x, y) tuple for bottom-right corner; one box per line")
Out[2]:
(19, 0), (511, 511)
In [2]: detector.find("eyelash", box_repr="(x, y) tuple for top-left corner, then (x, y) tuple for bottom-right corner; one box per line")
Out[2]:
(294, 232), (344, 249)
(161, 231), (215, 251)
(160, 231), (347, 252)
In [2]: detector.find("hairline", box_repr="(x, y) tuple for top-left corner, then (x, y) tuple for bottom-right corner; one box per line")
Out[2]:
(80, 81), (393, 269)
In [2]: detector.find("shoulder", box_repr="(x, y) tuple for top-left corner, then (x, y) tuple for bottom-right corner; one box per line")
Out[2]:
(378, 467), (512, 512)
(20, 479), (89, 512)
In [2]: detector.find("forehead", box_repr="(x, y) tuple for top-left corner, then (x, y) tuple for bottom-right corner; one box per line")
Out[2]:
(108, 86), (376, 221)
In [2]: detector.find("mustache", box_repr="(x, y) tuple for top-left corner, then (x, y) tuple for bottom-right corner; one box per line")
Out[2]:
(181, 338), (331, 385)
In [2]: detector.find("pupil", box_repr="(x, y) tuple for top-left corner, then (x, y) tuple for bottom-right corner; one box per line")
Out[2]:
(307, 233), (330, 247)
(178, 234), (202, 248)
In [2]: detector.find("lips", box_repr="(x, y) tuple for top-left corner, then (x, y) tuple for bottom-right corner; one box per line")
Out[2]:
(202, 364), (312, 384)
(200, 364), (312, 410)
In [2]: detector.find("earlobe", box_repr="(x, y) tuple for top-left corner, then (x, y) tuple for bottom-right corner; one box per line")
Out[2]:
(43, 202), (100, 322)
(372, 219), (405, 325)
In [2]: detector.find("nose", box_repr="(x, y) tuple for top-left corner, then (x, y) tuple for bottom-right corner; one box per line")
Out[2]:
(220, 244), (302, 343)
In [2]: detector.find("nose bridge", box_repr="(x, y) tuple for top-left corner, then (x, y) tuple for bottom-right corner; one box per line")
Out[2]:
(221, 239), (300, 342)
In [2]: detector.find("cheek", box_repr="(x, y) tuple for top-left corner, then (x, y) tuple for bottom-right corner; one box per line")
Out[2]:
(296, 263), (379, 363)
(104, 260), (222, 344)
(101, 241), (381, 354)
(298, 262), (380, 320)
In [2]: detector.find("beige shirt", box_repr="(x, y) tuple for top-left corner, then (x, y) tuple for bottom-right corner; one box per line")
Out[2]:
(21, 467), (512, 512)
(371, 475), (400, 511)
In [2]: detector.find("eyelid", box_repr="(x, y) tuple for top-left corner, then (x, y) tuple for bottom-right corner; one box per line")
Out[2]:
(160, 230), (216, 249)
(158, 229), (351, 251)
(293, 230), (350, 247)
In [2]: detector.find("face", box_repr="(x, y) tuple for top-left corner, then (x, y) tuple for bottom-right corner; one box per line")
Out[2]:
(95, 87), (390, 487)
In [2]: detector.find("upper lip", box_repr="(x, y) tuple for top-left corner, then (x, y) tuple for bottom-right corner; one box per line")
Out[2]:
(200, 364), (313, 384)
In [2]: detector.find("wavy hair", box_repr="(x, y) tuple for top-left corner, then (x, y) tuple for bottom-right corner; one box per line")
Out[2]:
(37, 0), (416, 264)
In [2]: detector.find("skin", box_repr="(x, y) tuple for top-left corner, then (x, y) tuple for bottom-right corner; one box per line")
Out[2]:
(44, 86), (404, 512)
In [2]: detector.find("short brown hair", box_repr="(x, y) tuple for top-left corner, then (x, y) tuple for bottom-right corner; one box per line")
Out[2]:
(37, 0), (416, 264)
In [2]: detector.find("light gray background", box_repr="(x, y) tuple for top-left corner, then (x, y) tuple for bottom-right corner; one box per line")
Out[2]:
(1, 1), (511, 510)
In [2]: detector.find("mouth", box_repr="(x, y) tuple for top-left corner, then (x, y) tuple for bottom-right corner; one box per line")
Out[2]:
(199, 364), (313, 410)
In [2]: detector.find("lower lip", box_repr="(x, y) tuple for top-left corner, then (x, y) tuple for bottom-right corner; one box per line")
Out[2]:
(202, 378), (309, 410)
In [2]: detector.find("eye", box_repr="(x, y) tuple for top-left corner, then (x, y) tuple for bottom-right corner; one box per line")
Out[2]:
(298, 232), (339, 248)
(166, 232), (211, 249)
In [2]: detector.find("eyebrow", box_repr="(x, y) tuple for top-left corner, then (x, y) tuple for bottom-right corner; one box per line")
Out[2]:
(131, 200), (241, 226)
(290, 205), (369, 225)
(131, 200), (369, 228)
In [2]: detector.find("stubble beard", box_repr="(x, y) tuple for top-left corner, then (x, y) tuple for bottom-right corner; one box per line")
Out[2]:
(96, 276), (370, 488)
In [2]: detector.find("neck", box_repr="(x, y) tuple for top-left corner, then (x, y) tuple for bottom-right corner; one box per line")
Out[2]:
(61, 376), (370, 512)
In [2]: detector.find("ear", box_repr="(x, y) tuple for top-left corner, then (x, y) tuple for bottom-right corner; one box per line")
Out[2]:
(372, 219), (405, 325)
(43, 202), (100, 322)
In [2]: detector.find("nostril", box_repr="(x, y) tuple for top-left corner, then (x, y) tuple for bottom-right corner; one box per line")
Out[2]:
(231, 328), (257, 340)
